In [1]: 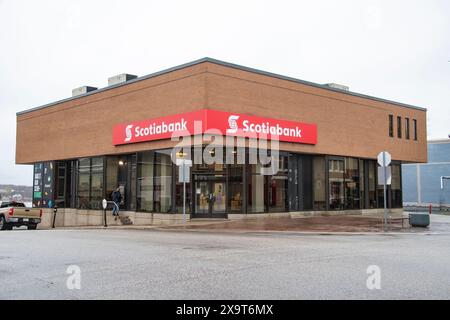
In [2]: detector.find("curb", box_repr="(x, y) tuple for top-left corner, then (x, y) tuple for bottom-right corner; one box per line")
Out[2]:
(36, 225), (446, 236)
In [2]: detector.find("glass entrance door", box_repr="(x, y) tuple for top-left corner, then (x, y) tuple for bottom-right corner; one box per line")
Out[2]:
(193, 175), (227, 218)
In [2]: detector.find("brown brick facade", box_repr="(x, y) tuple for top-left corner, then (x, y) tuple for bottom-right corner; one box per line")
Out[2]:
(16, 59), (427, 164)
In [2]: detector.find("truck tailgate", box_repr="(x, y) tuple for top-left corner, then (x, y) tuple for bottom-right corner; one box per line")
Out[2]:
(12, 208), (41, 219)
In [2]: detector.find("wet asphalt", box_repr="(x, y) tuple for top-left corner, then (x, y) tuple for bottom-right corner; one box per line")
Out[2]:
(1, 216), (449, 300)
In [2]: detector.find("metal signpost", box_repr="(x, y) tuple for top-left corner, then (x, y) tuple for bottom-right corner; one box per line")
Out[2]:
(176, 159), (192, 223)
(377, 151), (392, 232)
(52, 206), (58, 229)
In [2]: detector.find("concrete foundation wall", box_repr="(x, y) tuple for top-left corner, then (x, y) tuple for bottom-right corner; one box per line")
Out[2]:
(37, 208), (404, 229)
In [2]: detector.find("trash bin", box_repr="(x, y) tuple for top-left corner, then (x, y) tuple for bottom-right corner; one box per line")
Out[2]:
(409, 213), (430, 227)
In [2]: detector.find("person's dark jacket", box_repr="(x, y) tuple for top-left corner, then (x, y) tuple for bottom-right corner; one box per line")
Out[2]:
(112, 190), (122, 204)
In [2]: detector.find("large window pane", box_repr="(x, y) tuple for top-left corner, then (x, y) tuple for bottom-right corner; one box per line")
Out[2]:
(90, 173), (103, 209)
(154, 150), (173, 213)
(137, 151), (154, 212)
(229, 163), (244, 213)
(247, 164), (265, 213)
(329, 159), (344, 210)
(90, 157), (104, 209)
(106, 157), (119, 201)
(137, 149), (173, 213)
(77, 158), (90, 209)
(313, 157), (326, 210)
(359, 159), (365, 209)
(175, 169), (191, 214)
(344, 158), (360, 210)
(268, 155), (288, 212)
(129, 154), (137, 211)
(368, 160), (377, 208)
(106, 155), (134, 210)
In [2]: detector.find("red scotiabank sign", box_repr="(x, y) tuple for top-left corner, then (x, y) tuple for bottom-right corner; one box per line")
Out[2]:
(113, 109), (317, 146)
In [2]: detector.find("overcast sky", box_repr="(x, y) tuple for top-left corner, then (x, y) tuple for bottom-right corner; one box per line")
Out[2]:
(0, 0), (449, 186)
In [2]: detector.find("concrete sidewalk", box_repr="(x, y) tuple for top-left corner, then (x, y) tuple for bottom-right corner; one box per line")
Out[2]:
(41, 212), (450, 235)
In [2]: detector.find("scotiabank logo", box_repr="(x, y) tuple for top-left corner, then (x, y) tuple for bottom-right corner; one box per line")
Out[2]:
(124, 125), (133, 142)
(226, 115), (240, 134)
(113, 109), (317, 146)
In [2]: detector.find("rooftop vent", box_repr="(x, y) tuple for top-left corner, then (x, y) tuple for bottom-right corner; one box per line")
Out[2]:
(108, 73), (137, 86)
(324, 83), (349, 91)
(72, 86), (98, 97)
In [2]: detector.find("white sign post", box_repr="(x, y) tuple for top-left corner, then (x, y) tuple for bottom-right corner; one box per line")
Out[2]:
(377, 151), (392, 232)
(176, 159), (192, 223)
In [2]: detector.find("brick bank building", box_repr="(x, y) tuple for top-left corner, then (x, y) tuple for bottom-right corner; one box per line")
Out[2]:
(15, 58), (427, 227)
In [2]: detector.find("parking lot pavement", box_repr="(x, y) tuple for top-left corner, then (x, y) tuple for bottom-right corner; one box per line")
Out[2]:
(1, 221), (450, 299)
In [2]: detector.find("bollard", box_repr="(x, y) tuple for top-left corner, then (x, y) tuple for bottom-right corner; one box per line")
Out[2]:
(104, 209), (108, 228)
(52, 206), (58, 229)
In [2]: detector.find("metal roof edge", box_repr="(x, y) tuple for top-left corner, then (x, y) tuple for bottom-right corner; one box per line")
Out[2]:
(428, 138), (450, 144)
(16, 57), (211, 116)
(16, 57), (426, 115)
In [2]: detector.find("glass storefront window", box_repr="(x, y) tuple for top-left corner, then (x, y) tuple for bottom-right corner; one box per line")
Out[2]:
(106, 157), (119, 201)
(137, 150), (173, 213)
(154, 150), (173, 213)
(105, 155), (136, 210)
(247, 163), (265, 213)
(77, 158), (91, 209)
(359, 159), (365, 209)
(368, 160), (377, 208)
(344, 158), (360, 210)
(137, 151), (155, 212)
(268, 155), (288, 212)
(175, 170), (191, 214)
(129, 154), (137, 211)
(69, 149), (401, 214)
(228, 163), (244, 213)
(76, 157), (103, 209)
(90, 158), (103, 210)
(328, 159), (344, 210)
(313, 157), (326, 210)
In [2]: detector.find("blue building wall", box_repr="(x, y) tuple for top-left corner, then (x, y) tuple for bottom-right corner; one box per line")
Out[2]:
(402, 140), (450, 207)
(428, 142), (450, 163)
(402, 165), (417, 203)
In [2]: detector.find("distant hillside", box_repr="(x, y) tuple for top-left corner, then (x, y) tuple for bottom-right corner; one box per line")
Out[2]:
(0, 184), (32, 202)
